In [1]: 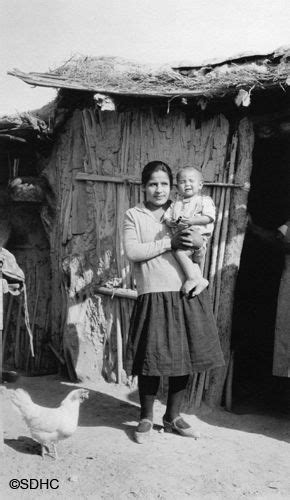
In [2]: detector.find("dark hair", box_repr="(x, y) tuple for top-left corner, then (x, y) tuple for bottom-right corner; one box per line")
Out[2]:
(176, 166), (204, 183)
(141, 161), (173, 188)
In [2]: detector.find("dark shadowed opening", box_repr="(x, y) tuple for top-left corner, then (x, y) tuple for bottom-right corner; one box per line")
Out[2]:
(231, 129), (290, 414)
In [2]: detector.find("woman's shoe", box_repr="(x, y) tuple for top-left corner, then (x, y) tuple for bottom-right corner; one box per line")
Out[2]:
(134, 418), (153, 444)
(163, 415), (200, 439)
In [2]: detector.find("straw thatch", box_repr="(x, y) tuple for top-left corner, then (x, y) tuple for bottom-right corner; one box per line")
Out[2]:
(8, 47), (290, 99)
(0, 112), (46, 131)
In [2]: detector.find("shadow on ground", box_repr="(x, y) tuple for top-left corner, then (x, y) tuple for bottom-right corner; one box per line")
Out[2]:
(4, 436), (41, 455)
(2, 373), (290, 451)
(183, 395), (290, 444)
(2, 374), (143, 454)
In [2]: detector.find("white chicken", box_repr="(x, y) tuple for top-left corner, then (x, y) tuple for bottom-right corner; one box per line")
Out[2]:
(7, 388), (89, 458)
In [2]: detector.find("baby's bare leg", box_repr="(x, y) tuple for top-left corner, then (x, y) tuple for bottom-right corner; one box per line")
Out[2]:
(174, 249), (208, 296)
(192, 246), (206, 264)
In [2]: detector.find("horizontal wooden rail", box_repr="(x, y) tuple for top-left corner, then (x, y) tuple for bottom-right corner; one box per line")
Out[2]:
(75, 172), (247, 188)
(76, 173), (141, 184)
(94, 286), (137, 300)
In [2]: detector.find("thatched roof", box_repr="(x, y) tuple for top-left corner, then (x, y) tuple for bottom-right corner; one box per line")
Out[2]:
(0, 111), (49, 145)
(8, 47), (290, 100)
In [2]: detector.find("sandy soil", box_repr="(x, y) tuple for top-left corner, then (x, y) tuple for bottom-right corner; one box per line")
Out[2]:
(0, 374), (289, 500)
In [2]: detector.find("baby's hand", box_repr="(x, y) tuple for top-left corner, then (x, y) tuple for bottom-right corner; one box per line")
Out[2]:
(165, 219), (180, 228)
(178, 216), (191, 227)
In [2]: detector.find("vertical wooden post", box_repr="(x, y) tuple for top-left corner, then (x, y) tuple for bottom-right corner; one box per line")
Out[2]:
(225, 350), (234, 411)
(2, 294), (14, 356)
(115, 300), (123, 384)
(14, 295), (23, 369)
(195, 372), (206, 408)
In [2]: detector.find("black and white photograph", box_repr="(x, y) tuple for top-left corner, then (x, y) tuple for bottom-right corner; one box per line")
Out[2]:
(0, 1), (290, 498)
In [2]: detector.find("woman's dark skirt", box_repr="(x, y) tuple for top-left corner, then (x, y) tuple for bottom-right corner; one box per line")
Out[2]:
(125, 290), (225, 376)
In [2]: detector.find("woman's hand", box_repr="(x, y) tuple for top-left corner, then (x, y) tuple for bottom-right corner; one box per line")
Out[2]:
(248, 220), (282, 243)
(171, 228), (203, 250)
(248, 219), (290, 252)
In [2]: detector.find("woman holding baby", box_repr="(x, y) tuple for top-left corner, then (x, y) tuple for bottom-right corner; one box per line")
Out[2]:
(123, 161), (224, 443)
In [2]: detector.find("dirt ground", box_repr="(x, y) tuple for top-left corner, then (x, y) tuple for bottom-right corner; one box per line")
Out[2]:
(0, 374), (290, 500)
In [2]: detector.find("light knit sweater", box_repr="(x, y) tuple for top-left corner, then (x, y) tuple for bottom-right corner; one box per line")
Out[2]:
(123, 203), (185, 296)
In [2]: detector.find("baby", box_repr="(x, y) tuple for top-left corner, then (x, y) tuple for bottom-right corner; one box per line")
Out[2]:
(164, 166), (216, 296)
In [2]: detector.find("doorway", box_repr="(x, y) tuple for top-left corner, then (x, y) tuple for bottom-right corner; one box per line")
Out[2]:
(232, 123), (290, 413)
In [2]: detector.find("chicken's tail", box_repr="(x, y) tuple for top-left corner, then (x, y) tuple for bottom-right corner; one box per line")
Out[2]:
(9, 388), (34, 417)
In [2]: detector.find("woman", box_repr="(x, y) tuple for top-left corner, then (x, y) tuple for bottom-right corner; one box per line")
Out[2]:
(249, 218), (290, 378)
(123, 161), (224, 443)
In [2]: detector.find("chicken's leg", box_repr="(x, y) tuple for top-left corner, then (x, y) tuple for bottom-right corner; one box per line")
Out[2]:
(40, 442), (50, 458)
(52, 442), (58, 460)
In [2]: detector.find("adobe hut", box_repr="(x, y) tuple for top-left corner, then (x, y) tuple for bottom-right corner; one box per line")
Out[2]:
(0, 112), (55, 375)
(2, 47), (290, 407)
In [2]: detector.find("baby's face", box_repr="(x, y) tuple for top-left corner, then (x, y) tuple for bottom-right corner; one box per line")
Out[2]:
(177, 168), (203, 198)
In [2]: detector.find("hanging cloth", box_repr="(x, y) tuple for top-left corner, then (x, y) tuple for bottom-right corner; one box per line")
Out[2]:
(0, 247), (34, 357)
(273, 222), (290, 377)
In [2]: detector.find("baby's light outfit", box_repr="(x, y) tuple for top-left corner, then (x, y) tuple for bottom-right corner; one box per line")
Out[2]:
(164, 195), (216, 261)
